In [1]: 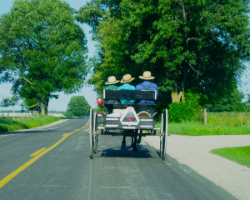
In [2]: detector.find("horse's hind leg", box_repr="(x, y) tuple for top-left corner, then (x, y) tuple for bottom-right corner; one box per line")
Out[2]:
(132, 136), (137, 152)
(121, 136), (126, 149)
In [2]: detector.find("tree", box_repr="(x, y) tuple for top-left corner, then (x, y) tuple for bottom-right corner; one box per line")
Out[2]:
(0, 95), (20, 118)
(77, 0), (250, 112)
(247, 93), (250, 104)
(203, 88), (245, 111)
(0, 0), (88, 115)
(66, 96), (91, 116)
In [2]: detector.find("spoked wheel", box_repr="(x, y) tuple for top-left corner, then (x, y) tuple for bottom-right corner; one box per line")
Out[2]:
(160, 113), (164, 157)
(89, 108), (94, 159)
(161, 109), (168, 160)
(93, 112), (98, 154)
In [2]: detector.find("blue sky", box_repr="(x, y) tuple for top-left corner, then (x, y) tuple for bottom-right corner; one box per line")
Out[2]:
(0, 0), (98, 111)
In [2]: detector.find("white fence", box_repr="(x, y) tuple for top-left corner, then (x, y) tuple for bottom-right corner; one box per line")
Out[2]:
(0, 112), (65, 119)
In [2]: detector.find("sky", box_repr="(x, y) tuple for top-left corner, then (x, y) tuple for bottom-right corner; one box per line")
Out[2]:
(0, 0), (250, 111)
(0, 0), (98, 111)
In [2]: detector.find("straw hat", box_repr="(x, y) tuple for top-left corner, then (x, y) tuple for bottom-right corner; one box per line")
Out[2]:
(139, 71), (155, 80)
(120, 74), (135, 83)
(105, 76), (119, 85)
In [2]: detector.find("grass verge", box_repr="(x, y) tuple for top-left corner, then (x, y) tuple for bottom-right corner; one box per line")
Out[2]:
(0, 116), (62, 134)
(210, 146), (250, 168)
(156, 121), (250, 136)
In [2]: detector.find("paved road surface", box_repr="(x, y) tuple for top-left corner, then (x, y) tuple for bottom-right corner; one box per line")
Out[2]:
(0, 117), (237, 200)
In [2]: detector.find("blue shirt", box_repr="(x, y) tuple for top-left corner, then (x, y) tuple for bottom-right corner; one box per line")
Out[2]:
(136, 81), (159, 104)
(118, 83), (136, 104)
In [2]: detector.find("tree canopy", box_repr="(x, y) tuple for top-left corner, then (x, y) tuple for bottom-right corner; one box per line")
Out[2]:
(0, 0), (88, 115)
(66, 96), (91, 116)
(76, 0), (250, 110)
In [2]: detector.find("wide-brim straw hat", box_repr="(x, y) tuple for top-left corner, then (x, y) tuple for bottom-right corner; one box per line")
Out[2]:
(120, 74), (135, 83)
(105, 76), (120, 85)
(139, 71), (155, 80)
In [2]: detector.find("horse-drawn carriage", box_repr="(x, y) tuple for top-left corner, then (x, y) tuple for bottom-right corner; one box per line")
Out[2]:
(89, 89), (168, 159)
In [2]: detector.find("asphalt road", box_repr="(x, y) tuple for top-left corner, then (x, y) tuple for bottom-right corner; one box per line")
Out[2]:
(0, 117), (237, 200)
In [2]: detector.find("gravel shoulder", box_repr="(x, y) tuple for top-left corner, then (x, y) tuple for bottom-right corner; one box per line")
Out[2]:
(143, 135), (250, 200)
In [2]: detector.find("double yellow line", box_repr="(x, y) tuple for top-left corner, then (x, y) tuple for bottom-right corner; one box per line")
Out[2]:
(0, 120), (90, 189)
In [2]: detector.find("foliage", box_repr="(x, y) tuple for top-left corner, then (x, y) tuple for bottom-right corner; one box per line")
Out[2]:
(0, 95), (19, 107)
(66, 96), (91, 116)
(203, 89), (246, 112)
(168, 92), (201, 122)
(247, 93), (250, 104)
(211, 146), (250, 169)
(77, 0), (250, 112)
(0, 0), (88, 115)
(0, 115), (61, 133)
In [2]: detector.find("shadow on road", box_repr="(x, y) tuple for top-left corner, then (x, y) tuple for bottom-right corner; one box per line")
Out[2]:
(99, 145), (155, 158)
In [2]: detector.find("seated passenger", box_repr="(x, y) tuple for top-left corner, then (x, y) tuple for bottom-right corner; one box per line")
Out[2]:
(136, 71), (159, 104)
(104, 76), (119, 104)
(118, 74), (136, 104)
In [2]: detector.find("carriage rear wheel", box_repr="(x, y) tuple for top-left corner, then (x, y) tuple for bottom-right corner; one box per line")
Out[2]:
(161, 109), (168, 160)
(89, 108), (94, 159)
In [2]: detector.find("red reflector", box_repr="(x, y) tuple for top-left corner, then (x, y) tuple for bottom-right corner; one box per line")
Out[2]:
(127, 116), (133, 120)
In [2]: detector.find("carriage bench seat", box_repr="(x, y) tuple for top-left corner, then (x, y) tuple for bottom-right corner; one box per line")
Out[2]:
(103, 90), (157, 115)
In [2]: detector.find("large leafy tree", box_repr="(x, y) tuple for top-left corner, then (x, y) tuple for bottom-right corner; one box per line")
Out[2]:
(0, 0), (88, 115)
(77, 0), (250, 111)
(0, 95), (20, 118)
(204, 88), (246, 111)
(66, 96), (91, 116)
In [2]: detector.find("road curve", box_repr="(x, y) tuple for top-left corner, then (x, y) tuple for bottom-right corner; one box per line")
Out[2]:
(0, 117), (236, 200)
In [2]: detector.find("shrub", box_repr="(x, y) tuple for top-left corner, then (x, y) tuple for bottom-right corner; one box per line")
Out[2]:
(169, 92), (201, 122)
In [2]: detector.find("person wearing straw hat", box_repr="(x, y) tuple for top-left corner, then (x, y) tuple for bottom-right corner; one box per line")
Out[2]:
(104, 76), (119, 90)
(136, 71), (159, 104)
(118, 74), (136, 104)
(104, 76), (120, 104)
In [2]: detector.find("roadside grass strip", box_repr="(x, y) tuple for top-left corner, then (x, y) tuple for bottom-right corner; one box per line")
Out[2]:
(210, 146), (250, 168)
(156, 112), (250, 136)
(0, 120), (90, 189)
(0, 116), (62, 133)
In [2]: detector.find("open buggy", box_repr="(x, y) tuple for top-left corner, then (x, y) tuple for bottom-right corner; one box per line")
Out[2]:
(89, 89), (168, 159)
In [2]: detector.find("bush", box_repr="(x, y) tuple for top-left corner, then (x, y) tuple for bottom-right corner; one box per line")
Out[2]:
(169, 92), (201, 122)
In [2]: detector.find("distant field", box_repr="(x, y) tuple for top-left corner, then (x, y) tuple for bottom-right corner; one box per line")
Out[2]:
(157, 112), (250, 136)
(211, 146), (250, 168)
(0, 116), (62, 134)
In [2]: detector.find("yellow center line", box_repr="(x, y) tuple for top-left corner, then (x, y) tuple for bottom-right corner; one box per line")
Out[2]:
(30, 148), (46, 157)
(62, 133), (69, 137)
(0, 120), (90, 189)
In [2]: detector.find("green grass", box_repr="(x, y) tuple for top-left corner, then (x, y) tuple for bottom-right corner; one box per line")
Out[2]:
(207, 112), (250, 126)
(0, 116), (62, 134)
(156, 112), (250, 136)
(210, 146), (250, 168)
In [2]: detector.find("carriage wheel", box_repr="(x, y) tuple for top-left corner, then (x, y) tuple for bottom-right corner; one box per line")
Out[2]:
(161, 109), (168, 160)
(89, 108), (94, 159)
(93, 112), (98, 154)
(160, 113), (164, 157)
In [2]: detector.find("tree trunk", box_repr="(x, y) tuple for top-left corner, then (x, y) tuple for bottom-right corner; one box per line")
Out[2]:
(40, 97), (49, 115)
(171, 83), (185, 103)
(171, 90), (184, 103)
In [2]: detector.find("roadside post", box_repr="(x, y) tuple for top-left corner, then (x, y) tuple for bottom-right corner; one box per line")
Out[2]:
(204, 109), (207, 125)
